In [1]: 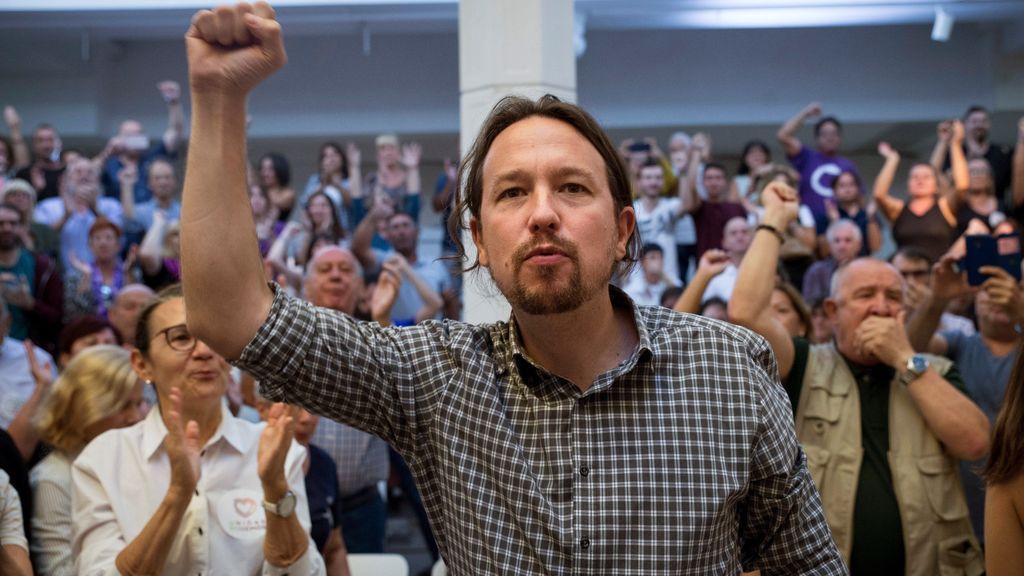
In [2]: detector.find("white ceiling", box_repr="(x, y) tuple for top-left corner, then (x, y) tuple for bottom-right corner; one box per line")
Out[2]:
(2, 0), (1023, 38)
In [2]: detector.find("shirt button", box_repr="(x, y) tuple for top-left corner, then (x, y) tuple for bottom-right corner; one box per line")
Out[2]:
(580, 537), (590, 549)
(580, 466), (590, 477)
(198, 527), (203, 536)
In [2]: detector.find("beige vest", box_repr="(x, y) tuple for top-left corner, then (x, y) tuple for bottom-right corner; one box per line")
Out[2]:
(794, 343), (983, 576)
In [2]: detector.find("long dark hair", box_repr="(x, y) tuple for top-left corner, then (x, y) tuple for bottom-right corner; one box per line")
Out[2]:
(305, 190), (345, 240)
(447, 94), (640, 275)
(984, 340), (1024, 484)
(318, 141), (349, 181)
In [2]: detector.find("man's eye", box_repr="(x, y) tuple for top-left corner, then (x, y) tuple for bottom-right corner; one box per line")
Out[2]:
(563, 183), (586, 194)
(499, 188), (524, 200)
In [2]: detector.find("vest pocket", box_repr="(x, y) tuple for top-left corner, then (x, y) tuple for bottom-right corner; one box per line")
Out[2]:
(917, 454), (969, 521)
(936, 535), (984, 576)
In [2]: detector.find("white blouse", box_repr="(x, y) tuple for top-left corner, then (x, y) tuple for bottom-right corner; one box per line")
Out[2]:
(31, 450), (74, 576)
(72, 405), (324, 576)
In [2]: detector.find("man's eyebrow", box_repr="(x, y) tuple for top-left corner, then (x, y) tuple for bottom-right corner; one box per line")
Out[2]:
(489, 166), (600, 191)
(490, 168), (531, 190)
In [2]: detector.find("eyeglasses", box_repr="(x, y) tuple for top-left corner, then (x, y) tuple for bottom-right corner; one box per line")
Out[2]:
(151, 323), (198, 353)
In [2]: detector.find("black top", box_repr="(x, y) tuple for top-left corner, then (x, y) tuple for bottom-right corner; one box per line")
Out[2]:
(892, 203), (956, 263)
(305, 443), (343, 553)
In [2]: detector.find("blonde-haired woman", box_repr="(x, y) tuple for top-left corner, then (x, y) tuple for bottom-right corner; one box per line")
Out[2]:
(30, 345), (147, 576)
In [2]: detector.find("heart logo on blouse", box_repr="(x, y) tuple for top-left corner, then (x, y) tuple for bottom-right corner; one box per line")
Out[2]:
(234, 497), (258, 518)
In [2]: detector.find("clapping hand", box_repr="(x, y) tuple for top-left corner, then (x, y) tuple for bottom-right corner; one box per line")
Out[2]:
(23, 340), (52, 392)
(165, 387), (202, 497)
(370, 259), (402, 324)
(257, 402), (299, 497)
(157, 80), (181, 104)
(401, 142), (422, 169)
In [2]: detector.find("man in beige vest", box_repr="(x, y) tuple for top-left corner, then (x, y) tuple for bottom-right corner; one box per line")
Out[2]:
(729, 183), (989, 576)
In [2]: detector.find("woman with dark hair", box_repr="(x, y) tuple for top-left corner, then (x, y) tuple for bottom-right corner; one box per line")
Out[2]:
(250, 184), (282, 257)
(265, 192), (347, 291)
(259, 152), (296, 222)
(730, 139), (771, 211)
(299, 142), (361, 230)
(824, 170), (881, 256)
(984, 341), (1024, 575)
(874, 129), (968, 262)
(770, 282), (811, 339)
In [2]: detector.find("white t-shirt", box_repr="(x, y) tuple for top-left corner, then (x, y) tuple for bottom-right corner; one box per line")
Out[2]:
(0, 469), (27, 552)
(633, 197), (684, 282)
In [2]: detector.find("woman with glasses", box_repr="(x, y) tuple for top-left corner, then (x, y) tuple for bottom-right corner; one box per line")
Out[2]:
(31, 345), (146, 576)
(71, 285), (324, 575)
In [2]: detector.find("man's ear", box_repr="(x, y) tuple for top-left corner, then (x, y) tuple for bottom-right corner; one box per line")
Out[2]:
(616, 206), (636, 261)
(823, 298), (839, 321)
(470, 217), (489, 268)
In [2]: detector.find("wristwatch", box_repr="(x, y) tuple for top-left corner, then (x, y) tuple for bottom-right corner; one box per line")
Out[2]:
(898, 354), (930, 386)
(263, 490), (297, 518)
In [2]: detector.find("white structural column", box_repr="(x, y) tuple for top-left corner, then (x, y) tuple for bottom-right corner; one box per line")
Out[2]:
(458, 0), (577, 324)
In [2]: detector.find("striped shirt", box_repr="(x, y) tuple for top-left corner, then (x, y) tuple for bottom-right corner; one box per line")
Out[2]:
(238, 284), (847, 575)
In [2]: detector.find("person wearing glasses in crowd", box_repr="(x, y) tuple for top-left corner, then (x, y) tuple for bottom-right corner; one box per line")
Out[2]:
(72, 285), (324, 575)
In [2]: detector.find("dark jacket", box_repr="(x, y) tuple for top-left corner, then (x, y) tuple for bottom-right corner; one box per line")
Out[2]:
(26, 250), (63, 355)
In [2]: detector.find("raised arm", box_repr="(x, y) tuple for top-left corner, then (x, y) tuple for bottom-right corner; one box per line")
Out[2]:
(157, 81), (185, 154)
(401, 142), (422, 196)
(727, 182), (800, 380)
(138, 210), (169, 276)
(673, 249), (728, 314)
(777, 102), (820, 157)
(351, 194), (389, 271)
(929, 120), (952, 173)
(680, 135), (708, 215)
(181, 2), (286, 359)
(905, 256), (968, 355)
(3, 106), (29, 169)
(7, 341), (53, 461)
(119, 161), (139, 221)
(346, 143), (362, 202)
(872, 141), (904, 222)
(945, 120), (969, 212)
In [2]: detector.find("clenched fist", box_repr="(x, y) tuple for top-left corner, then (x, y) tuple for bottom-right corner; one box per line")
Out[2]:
(186, 2), (287, 97)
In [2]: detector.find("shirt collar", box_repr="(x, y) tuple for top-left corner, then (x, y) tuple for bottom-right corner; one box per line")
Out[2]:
(141, 402), (248, 460)
(504, 285), (654, 389)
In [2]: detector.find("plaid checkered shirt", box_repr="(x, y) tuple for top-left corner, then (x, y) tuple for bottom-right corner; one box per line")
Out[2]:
(236, 284), (847, 575)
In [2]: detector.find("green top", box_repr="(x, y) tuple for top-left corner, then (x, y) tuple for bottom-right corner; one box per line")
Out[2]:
(786, 337), (965, 576)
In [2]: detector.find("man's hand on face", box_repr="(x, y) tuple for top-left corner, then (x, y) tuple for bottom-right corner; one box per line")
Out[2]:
(854, 310), (915, 369)
(185, 2), (287, 99)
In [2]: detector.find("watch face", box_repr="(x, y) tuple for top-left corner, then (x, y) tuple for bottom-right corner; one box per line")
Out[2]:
(910, 355), (928, 374)
(278, 491), (297, 517)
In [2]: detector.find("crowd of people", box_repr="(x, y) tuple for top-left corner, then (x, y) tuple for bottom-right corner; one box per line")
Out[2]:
(0, 2), (1023, 575)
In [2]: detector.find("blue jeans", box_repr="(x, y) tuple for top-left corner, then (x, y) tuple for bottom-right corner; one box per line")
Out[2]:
(340, 489), (388, 553)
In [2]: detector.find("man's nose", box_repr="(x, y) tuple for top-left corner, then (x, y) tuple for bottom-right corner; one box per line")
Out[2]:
(527, 189), (560, 234)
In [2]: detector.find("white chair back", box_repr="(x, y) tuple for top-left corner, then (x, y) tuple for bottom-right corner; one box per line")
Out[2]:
(347, 553), (409, 576)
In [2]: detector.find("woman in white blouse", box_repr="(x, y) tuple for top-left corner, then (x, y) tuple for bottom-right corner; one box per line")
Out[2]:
(31, 344), (147, 576)
(71, 285), (324, 575)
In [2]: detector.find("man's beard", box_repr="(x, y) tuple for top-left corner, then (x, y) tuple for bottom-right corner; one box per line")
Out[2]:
(0, 233), (18, 251)
(496, 236), (604, 316)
